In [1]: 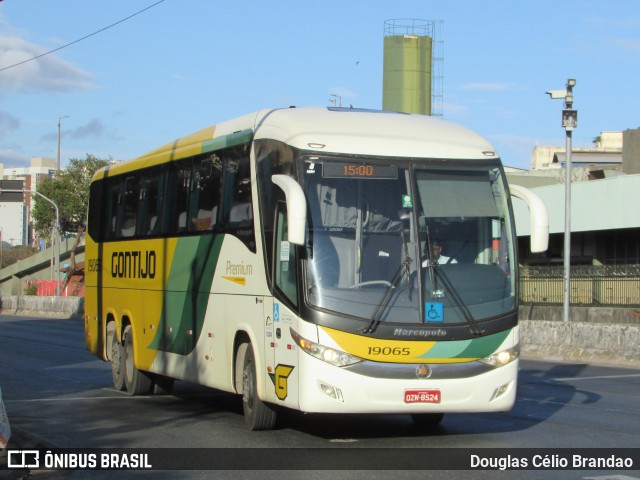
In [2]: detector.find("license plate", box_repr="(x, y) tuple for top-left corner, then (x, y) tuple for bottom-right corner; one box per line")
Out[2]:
(404, 389), (441, 404)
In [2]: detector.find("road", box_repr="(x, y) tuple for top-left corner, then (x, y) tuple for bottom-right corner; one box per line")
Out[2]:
(0, 314), (639, 479)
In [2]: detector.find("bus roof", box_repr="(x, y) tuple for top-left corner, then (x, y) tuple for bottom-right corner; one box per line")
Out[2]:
(255, 107), (498, 160)
(93, 107), (499, 180)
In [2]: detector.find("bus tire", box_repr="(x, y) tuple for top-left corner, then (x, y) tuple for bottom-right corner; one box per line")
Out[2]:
(107, 321), (125, 391)
(410, 413), (444, 426)
(123, 325), (152, 396)
(241, 344), (277, 430)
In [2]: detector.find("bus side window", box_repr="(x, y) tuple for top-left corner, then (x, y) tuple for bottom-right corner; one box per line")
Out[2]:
(220, 146), (255, 251)
(255, 139), (296, 289)
(137, 168), (163, 237)
(121, 176), (140, 238)
(104, 179), (121, 241)
(87, 179), (105, 241)
(164, 161), (192, 235)
(274, 202), (298, 306)
(189, 154), (222, 232)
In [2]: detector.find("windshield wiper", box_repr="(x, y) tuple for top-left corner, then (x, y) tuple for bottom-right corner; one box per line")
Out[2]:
(359, 250), (413, 334)
(432, 266), (485, 336)
(422, 225), (484, 336)
(401, 227), (413, 301)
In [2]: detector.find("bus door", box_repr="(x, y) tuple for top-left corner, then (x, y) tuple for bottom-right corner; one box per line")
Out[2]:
(263, 296), (298, 408)
(262, 203), (300, 407)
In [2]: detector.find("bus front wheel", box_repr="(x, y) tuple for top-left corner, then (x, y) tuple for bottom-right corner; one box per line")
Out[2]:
(241, 344), (277, 430)
(123, 325), (153, 396)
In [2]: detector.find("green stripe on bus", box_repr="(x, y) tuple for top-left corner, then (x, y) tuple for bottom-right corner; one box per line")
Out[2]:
(455, 329), (510, 359)
(419, 329), (511, 360)
(201, 129), (253, 155)
(149, 234), (224, 355)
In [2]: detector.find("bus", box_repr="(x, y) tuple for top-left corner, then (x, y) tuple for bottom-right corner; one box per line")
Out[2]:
(84, 107), (548, 430)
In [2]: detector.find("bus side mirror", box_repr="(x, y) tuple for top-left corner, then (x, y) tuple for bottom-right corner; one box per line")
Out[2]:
(271, 174), (307, 245)
(509, 184), (549, 253)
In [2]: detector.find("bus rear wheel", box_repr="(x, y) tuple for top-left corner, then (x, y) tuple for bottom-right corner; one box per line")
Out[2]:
(241, 344), (277, 430)
(123, 325), (153, 396)
(107, 322), (125, 391)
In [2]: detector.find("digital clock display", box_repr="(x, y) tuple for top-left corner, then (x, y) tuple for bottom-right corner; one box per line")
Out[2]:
(322, 163), (398, 179)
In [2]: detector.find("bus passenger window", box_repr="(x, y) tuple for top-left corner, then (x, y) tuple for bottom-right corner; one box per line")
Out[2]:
(165, 162), (192, 235)
(189, 154), (222, 232)
(104, 180), (120, 241)
(121, 177), (140, 238)
(220, 147), (255, 250)
(137, 170), (163, 236)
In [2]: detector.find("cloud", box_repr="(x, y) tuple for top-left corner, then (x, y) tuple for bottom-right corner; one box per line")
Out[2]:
(40, 118), (106, 143)
(0, 35), (96, 93)
(0, 111), (20, 137)
(70, 118), (105, 140)
(0, 148), (30, 167)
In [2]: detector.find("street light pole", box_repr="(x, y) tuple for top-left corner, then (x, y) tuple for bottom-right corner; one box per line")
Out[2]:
(57, 116), (69, 175)
(562, 80), (577, 323)
(547, 79), (577, 322)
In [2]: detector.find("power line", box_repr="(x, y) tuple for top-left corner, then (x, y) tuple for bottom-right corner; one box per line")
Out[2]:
(0, 0), (165, 73)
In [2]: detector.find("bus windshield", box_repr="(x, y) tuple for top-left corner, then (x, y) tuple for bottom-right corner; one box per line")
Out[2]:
(303, 156), (516, 328)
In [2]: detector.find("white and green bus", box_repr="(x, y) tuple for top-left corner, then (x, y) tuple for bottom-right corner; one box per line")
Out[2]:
(85, 107), (548, 430)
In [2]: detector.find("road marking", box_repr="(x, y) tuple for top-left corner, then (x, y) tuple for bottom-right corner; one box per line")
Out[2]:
(552, 373), (640, 382)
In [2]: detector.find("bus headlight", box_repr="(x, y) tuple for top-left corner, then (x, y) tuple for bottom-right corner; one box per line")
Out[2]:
(290, 328), (363, 367)
(479, 344), (520, 367)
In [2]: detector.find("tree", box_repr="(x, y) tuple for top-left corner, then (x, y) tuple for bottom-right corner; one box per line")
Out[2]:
(1, 245), (38, 269)
(32, 154), (110, 236)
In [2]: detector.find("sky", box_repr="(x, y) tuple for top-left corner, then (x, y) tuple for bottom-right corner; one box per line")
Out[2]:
(0, 0), (639, 171)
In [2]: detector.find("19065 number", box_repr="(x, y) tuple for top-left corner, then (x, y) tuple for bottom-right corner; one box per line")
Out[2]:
(367, 346), (410, 356)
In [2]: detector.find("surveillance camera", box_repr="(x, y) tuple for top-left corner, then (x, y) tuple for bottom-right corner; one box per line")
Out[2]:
(545, 89), (567, 99)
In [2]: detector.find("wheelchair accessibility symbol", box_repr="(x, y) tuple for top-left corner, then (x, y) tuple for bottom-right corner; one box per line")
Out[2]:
(425, 302), (444, 322)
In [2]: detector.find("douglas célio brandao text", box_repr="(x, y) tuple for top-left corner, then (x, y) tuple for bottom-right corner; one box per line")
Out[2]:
(470, 453), (634, 470)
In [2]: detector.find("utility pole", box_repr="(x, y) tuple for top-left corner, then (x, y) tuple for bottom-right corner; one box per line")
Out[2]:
(57, 116), (69, 175)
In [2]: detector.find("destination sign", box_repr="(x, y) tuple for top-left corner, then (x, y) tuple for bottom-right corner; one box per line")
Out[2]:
(322, 163), (398, 179)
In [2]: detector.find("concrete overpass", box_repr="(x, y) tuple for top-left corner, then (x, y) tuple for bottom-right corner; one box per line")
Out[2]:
(0, 237), (84, 296)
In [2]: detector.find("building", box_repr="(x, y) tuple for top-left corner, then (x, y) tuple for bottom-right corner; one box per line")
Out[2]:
(509, 128), (640, 265)
(507, 129), (640, 306)
(0, 202), (27, 248)
(530, 131), (623, 171)
(0, 157), (56, 246)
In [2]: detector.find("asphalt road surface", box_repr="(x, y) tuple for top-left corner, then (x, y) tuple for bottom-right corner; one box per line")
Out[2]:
(1, 314), (639, 480)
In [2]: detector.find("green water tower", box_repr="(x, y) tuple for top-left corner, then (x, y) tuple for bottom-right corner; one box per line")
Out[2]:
(383, 19), (443, 116)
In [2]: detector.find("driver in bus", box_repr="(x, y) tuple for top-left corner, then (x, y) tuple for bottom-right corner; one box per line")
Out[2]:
(422, 240), (457, 266)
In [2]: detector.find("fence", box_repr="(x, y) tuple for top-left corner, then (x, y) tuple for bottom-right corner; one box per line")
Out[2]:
(25, 277), (85, 298)
(520, 264), (640, 307)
